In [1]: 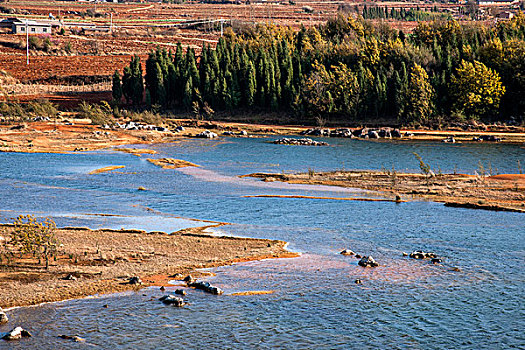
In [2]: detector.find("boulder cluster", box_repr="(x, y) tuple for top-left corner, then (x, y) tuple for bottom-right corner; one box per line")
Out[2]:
(111, 121), (168, 132)
(340, 249), (379, 268)
(272, 138), (328, 146)
(223, 130), (248, 136)
(409, 251), (442, 264)
(472, 135), (501, 142)
(188, 281), (224, 295)
(300, 127), (402, 139)
(358, 256), (379, 267)
(196, 130), (218, 138)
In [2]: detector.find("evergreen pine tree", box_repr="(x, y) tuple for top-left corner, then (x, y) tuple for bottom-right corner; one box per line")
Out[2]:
(112, 70), (122, 105)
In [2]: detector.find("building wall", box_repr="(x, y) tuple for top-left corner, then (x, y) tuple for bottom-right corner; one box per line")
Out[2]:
(13, 24), (52, 35)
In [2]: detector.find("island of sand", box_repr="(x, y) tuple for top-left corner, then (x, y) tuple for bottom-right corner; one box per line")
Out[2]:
(0, 224), (297, 309)
(244, 171), (525, 213)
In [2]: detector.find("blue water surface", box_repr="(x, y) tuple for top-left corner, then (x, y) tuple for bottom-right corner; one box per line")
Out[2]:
(0, 136), (523, 349)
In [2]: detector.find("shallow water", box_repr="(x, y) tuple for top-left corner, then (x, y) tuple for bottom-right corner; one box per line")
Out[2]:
(1, 137), (524, 349)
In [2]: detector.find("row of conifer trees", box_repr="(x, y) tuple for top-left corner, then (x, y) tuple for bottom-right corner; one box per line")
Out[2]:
(112, 13), (525, 125)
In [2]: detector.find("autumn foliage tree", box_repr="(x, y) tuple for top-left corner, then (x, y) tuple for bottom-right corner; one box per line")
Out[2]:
(451, 60), (505, 120)
(400, 64), (435, 126)
(10, 215), (59, 269)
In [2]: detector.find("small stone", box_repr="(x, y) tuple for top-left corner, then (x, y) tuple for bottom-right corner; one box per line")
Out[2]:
(409, 251), (426, 260)
(355, 254), (362, 259)
(129, 276), (142, 285)
(2, 327), (32, 341)
(355, 279), (362, 284)
(160, 286), (165, 291)
(183, 275), (195, 284)
(358, 256), (379, 268)
(402, 252), (408, 257)
(340, 249), (355, 256)
(103, 304), (109, 308)
(63, 274), (77, 281)
(174, 289), (186, 296)
(59, 335), (85, 342)
(431, 258), (442, 264)
(159, 295), (185, 307)
(451, 267), (461, 272)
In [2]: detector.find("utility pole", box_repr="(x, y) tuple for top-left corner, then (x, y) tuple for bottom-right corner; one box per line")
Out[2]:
(26, 19), (29, 65)
(220, 19), (223, 37)
(110, 13), (113, 33)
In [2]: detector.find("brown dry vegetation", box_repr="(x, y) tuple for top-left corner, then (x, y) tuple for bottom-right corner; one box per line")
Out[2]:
(245, 171), (525, 212)
(0, 224), (297, 308)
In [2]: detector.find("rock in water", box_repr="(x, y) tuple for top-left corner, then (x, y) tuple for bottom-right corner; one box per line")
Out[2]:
(0, 308), (8, 324)
(340, 249), (355, 256)
(358, 256), (379, 267)
(272, 138), (328, 146)
(189, 281), (224, 295)
(59, 335), (85, 342)
(175, 289), (186, 296)
(2, 327), (32, 341)
(409, 251), (439, 260)
(409, 251), (426, 259)
(159, 295), (185, 307)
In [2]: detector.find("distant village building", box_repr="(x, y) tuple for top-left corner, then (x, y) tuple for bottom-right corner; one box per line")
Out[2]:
(497, 10), (515, 19)
(0, 18), (53, 35)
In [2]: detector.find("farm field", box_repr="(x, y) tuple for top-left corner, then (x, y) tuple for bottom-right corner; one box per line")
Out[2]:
(0, 0), (505, 106)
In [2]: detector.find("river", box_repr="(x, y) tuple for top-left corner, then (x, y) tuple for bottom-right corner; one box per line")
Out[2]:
(1, 137), (524, 349)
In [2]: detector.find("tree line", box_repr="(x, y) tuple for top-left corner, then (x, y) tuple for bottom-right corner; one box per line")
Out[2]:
(360, 5), (451, 22)
(113, 12), (525, 126)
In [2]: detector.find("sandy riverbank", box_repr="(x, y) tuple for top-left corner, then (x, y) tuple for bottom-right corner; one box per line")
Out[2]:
(0, 224), (297, 309)
(244, 171), (525, 213)
(1, 119), (524, 154)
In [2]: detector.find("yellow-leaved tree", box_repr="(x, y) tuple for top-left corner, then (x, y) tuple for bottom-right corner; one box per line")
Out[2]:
(10, 215), (58, 269)
(451, 60), (505, 120)
(399, 64), (434, 126)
